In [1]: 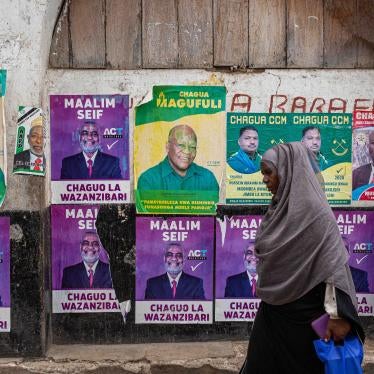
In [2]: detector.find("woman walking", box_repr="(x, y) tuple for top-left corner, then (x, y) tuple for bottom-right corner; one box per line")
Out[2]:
(241, 142), (364, 374)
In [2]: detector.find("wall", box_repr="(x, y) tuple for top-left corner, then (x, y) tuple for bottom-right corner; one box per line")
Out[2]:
(0, 0), (61, 210)
(49, 0), (374, 69)
(0, 0), (61, 356)
(44, 69), (373, 344)
(0, 0), (373, 355)
(44, 68), (374, 206)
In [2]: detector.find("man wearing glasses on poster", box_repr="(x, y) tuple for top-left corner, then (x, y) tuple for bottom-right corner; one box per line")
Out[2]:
(61, 231), (113, 289)
(144, 242), (205, 300)
(224, 243), (259, 298)
(60, 121), (122, 179)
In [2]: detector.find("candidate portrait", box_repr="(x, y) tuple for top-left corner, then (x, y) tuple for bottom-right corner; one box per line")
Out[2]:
(61, 231), (113, 289)
(60, 121), (122, 179)
(137, 124), (219, 191)
(301, 126), (330, 171)
(228, 126), (261, 174)
(144, 242), (205, 300)
(13, 116), (45, 172)
(224, 243), (258, 298)
(353, 130), (374, 190)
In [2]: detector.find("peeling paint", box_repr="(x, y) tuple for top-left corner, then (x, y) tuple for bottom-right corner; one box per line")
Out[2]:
(189, 73), (225, 85)
(124, 244), (136, 273)
(0, 0), (61, 210)
(10, 224), (23, 242)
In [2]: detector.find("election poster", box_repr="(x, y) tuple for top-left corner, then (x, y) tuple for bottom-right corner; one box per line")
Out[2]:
(352, 111), (374, 201)
(0, 217), (10, 331)
(226, 113), (352, 205)
(134, 85), (226, 214)
(50, 95), (130, 204)
(51, 205), (118, 313)
(136, 216), (214, 324)
(13, 107), (46, 176)
(215, 215), (261, 322)
(0, 70), (7, 207)
(334, 210), (374, 315)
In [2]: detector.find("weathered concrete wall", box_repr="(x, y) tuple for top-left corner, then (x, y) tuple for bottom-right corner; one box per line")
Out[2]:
(0, 0), (61, 210)
(0, 0), (61, 356)
(44, 68), (374, 207)
(0, 0), (373, 357)
(1, 0), (373, 211)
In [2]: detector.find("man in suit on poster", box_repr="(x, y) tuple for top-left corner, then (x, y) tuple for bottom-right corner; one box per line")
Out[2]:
(224, 242), (259, 298)
(61, 231), (113, 289)
(352, 130), (374, 190)
(60, 121), (122, 179)
(144, 242), (205, 300)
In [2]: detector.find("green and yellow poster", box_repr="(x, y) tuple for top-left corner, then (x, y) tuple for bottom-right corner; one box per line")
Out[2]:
(226, 113), (352, 205)
(135, 86), (226, 214)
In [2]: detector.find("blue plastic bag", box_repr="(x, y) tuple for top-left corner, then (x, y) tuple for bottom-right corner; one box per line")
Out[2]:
(313, 334), (363, 374)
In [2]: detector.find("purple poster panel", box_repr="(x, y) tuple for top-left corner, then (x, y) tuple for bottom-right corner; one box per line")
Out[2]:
(215, 216), (261, 322)
(136, 217), (214, 324)
(50, 95), (130, 204)
(0, 217), (10, 331)
(335, 210), (374, 316)
(52, 205), (119, 313)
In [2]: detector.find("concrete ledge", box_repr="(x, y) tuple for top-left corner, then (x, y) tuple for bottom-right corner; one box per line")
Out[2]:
(0, 340), (373, 373)
(0, 341), (245, 373)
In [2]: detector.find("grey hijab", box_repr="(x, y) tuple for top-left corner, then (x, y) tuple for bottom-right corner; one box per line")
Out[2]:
(255, 142), (357, 307)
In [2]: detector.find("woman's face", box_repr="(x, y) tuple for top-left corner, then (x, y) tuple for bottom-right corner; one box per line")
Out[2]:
(261, 161), (280, 195)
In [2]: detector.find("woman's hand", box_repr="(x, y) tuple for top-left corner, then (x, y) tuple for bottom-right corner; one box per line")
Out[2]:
(325, 318), (351, 342)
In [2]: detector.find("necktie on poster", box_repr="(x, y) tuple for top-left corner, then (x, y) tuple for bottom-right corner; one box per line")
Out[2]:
(89, 269), (94, 288)
(0, 70), (7, 206)
(251, 277), (256, 297)
(172, 280), (177, 298)
(87, 159), (93, 178)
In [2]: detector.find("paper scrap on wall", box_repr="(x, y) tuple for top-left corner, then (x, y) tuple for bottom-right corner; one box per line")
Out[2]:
(13, 107), (46, 176)
(0, 217), (10, 331)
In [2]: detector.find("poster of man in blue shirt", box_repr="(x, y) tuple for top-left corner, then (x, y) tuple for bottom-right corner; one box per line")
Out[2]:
(301, 126), (331, 171)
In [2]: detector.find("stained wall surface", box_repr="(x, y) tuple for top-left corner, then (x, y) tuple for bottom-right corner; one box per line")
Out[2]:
(0, 0), (373, 355)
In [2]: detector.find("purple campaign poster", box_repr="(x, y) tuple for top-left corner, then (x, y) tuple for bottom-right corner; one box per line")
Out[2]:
(215, 215), (262, 322)
(51, 205), (119, 313)
(136, 217), (214, 324)
(50, 95), (130, 204)
(335, 210), (374, 316)
(0, 217), (10, 331)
